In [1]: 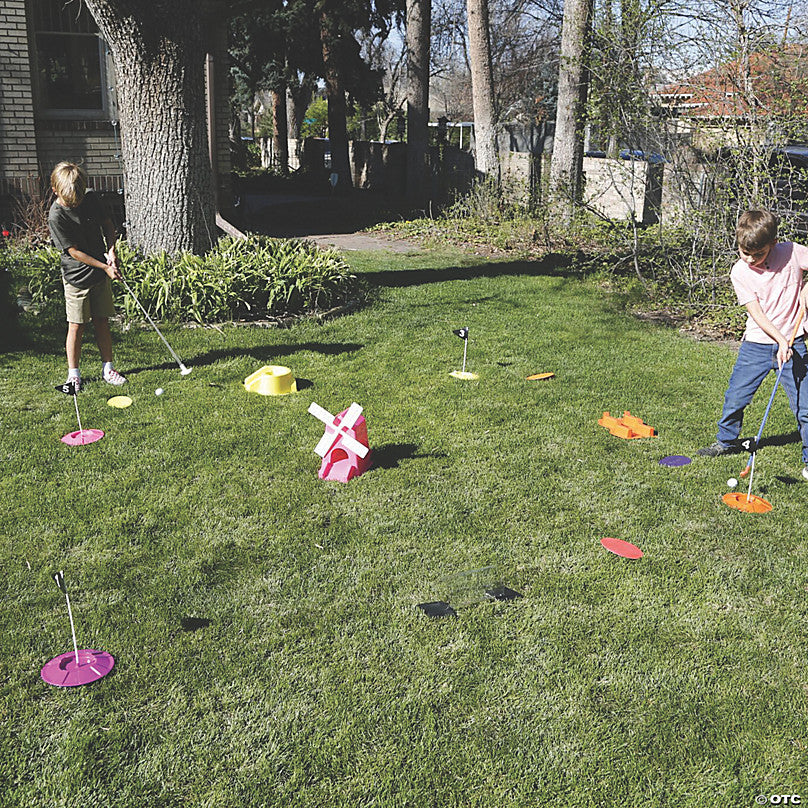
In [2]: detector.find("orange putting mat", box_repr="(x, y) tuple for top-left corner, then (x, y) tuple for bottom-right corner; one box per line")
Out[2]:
(722, 492), (773, 513)
(598, 410), (656, 439)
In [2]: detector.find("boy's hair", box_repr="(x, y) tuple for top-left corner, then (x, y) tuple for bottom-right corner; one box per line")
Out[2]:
(736, 209), (779, 252)
(50, 162), (88, 208)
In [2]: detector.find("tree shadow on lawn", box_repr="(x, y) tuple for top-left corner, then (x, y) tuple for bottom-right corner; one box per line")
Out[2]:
(359, 254), (582, 288)
(123, 341), (364, 375)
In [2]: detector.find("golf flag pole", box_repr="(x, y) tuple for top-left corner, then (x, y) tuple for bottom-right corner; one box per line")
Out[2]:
(118, 276), (191, 375)
(72, 388), (83, 437)
(745, 452), (756, 503)
(740, 306), (805, 479)
(53, 571), (79, 666)
(453, 327), (469, 374)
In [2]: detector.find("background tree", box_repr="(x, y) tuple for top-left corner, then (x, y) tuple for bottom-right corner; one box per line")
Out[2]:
(83, 0), (219, 255)
(406, 0), (432, 203)
(430, 0), (560, 140)
(467, 0), (500, 178)
(316, 0), (403, 190)
(549, 0), (593, 220)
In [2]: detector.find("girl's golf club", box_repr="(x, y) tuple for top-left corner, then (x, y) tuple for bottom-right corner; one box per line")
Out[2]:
(739, 306), (805, 480)
(118, 275), (192, 376)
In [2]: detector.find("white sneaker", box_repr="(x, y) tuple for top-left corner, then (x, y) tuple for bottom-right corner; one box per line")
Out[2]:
(802, 466), (808, 482)
(103, 368), (127, 386)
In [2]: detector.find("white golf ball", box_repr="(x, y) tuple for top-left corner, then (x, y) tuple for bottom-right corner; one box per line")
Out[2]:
(155, 388), (163, 396)
(727, 477), (738, 488)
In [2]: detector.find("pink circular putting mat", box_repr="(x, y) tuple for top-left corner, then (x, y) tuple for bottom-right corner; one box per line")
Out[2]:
(41, 649), (115, 686)
(61, 429), (104, 446)
(601, 537), (644, 559)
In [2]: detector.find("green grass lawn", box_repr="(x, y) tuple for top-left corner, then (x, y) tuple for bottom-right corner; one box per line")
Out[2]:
(3, 248), (808, 807)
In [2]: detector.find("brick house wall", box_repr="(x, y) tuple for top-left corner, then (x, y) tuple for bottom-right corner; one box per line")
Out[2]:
(0, 0), (232, 227)
(0, 0), (40, 207)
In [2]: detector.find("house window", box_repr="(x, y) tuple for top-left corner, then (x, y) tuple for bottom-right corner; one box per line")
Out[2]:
(31, 0), (107, 115)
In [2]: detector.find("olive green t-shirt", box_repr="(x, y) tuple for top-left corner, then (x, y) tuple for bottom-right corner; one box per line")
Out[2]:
(48, 191), (108, 289)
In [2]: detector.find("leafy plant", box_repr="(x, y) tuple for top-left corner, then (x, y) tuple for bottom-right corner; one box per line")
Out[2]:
(13, 236), (360, 325)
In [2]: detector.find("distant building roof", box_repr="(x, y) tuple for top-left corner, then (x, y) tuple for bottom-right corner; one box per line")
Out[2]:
(656, 44), (808, 119)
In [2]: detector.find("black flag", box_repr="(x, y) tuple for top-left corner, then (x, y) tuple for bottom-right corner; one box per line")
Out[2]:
(55, 381), (78, 396)
(53, 570), (67, 593)
(453, 327), (469, 340)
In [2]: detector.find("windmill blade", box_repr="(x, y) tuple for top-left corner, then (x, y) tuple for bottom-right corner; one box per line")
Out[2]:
(314, 427), (340, 458)
(314, 427), (369, 458)
(308, 401), (333, 425)
(309, 400), (369, 458)
(340, 433), (370, 458)
(338, 402), (363, 432)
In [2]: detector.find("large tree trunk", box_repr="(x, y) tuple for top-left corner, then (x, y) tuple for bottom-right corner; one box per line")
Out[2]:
(287, 75), (315, 141)
(272, 87), (289, 174)
(467, 0), (499, 181)
(406, 0), (432, 205)
(84, 0), (217, 255)
(320, 12), (353, 192)
(550, 0), (593, 222)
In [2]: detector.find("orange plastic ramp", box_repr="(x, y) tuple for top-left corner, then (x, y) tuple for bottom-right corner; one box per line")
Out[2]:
(598, 410), (656, 439)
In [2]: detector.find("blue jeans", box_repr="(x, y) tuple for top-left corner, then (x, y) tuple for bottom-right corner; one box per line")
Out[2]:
(717, 337), (808, 463)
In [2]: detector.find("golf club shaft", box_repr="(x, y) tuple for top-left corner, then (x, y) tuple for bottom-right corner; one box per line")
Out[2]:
(119, 277), (186, 371)
(741, 306), (806, 476)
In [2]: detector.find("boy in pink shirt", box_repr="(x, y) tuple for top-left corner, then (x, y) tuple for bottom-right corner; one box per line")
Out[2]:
(698, 210), (808, 478)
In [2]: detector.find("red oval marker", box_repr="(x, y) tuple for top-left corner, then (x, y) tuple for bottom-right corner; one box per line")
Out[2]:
(601, 537), (643, 559)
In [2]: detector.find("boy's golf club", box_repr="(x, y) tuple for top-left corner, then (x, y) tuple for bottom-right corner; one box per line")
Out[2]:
(739, 306), (806, 484)
(111, 260), (191, 375)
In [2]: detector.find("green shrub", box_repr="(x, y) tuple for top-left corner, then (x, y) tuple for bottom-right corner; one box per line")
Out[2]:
(12, 245), (61, 306)
(0, 250), (18, 347)
(18, 236), (359, 325)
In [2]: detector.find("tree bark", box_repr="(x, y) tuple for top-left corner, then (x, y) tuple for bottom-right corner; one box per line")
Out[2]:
(406, 0), (432, 205)
(272, 87), (289, 174)
(320, 12), (353, 191)
(84, 0), (217, 255)
(466, 0), (499, 181)
(287, 78), (314, 140)
(550, 0), (593, 221)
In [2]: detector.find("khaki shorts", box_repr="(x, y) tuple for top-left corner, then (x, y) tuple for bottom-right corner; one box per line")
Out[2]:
(63, 278), (116, 323)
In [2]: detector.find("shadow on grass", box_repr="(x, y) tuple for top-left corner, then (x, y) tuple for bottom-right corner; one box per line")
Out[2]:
(372, 443), (447, 469)
(759, 430), (800, 449)
(122, 342), (364, 376)
(359, 255), (581, 288)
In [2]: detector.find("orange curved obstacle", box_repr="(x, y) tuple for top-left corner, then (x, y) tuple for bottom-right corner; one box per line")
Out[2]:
(598, 410), (656, 439)
(722, 492), (773, 514)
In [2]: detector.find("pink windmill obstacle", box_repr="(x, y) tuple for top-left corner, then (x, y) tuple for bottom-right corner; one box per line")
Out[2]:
(308, 401), (372, 482)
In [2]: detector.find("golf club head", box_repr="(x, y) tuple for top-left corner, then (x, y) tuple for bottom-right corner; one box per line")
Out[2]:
(180, 365), (192, 376)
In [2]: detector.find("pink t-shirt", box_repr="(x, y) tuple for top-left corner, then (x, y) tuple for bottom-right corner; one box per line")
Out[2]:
(731, 241), (808, 343)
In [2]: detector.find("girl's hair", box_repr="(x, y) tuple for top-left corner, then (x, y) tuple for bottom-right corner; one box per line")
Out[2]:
(50, 162), (88, 208)
(736, 209), (779, 252)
